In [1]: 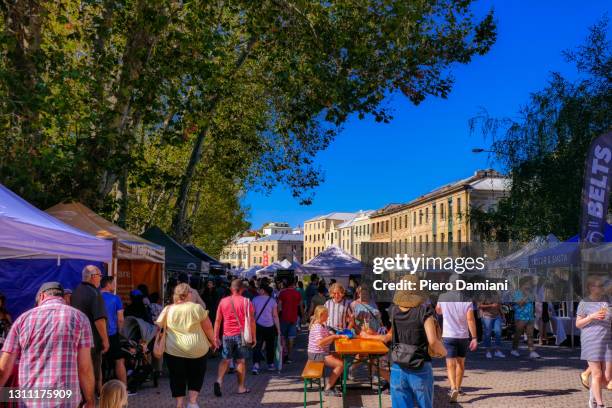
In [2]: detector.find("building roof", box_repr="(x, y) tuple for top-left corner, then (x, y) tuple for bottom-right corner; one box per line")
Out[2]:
(404, 169), (507, 208)
(305, 212), (356, 222)
(337, 210), (374, 228)
(369, 203), (404, 219)
(374, 169), (509, 217)
(255, 233), (304, 242)
(235, 236), (257, 245)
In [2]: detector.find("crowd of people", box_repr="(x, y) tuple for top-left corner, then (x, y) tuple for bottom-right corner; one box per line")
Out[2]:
(0, 267), (608, 408)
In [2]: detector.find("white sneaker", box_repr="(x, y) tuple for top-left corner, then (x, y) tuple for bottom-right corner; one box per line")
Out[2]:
(529, 351), (540, 359)
(588, 388), (596, 408)
(510, 350), (520, 357)
(485, 351), (492, 359)
(449, 389), (459, 403)
(494, 350), (506, 358)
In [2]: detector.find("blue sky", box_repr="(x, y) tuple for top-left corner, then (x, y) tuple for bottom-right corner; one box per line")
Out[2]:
(244, 1), (610, 229)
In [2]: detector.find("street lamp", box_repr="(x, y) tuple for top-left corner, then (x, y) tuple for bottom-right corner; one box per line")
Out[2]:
(471, 148), (496, 154)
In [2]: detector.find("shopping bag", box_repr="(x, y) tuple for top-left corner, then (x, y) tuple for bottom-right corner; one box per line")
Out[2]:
(274, 336), (283, 372)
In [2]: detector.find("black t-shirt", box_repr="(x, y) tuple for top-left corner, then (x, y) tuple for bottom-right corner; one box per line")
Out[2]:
(71, 282), (107, 349)
(390, 303), (434, 366)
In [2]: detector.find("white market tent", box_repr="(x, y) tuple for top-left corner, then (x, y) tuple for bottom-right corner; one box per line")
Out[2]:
(256, 260), (289, 277)
(301, 245), (366, 279)
(0, 184), (113, 317)
(488, 234), (560, 274)
(0, 184), (112, 262)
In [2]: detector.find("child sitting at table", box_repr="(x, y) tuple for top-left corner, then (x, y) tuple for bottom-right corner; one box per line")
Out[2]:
(308, 305), (347, 397)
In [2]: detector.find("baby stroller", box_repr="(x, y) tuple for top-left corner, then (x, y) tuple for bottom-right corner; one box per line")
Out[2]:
(120, 316), (160, 391)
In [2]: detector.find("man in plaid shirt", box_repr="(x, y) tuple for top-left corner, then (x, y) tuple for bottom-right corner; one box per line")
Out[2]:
(0, 282), (95, 407)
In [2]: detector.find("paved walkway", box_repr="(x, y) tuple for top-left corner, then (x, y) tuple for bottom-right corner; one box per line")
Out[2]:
(128, 332), (601, 408)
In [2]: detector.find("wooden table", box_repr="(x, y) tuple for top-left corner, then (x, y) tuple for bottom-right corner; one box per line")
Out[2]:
(334, 338), (389, 408)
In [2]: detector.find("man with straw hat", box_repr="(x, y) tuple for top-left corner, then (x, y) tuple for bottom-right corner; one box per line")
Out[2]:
(361, 275), (446, 408)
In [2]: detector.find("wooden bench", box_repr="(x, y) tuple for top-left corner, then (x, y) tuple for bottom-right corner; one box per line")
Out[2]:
(301, 360), (325, 408)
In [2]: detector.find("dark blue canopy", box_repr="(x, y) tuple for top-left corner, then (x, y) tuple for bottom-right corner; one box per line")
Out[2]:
(528, 223), (612, 268)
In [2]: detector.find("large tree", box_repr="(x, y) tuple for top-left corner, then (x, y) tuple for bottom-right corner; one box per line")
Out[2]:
(469, 19), (611, 242)
(0, 1), (496, 249)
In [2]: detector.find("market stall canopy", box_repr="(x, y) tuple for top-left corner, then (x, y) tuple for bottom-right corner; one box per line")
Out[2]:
(0, 184), (112, 263)
(528, 224), (612, 268)
(46, 202), (164, 263)
(256, 261), (286, 277)
(241, 265), (261, 279)
(302, 245), (366, 278)
(488, 234), (560, 271)
(142, 226), (201, 274)
(183, 244), (225, 271)
(582, 243), (612, 264)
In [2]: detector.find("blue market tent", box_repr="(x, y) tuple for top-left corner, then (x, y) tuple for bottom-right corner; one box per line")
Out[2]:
(528, 224), (612, 268)
(0, 184), (112, 317)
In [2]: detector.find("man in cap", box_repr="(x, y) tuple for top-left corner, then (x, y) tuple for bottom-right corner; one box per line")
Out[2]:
(0, 282), (95, 407)
(213, 279), (255, 397)
(71, 265), (109, 395)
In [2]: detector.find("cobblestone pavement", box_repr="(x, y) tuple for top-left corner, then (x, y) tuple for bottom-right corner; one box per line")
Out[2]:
(128, 331), (604, 408)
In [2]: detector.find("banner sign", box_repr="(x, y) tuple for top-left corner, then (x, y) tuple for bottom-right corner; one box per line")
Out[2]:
(580, 131), (612, 243)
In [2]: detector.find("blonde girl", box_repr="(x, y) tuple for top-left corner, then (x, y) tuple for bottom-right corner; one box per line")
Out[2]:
(100, 380), (127, 408)
(308, 305), (347, 396)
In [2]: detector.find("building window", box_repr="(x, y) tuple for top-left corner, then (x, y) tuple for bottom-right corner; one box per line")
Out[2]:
(457, 230), (462, 243)
(441, 233), (445, 242)
(394, 218), (397, 230)
(457, 197), (462, 219)
(425, 208), (429, 223)
(413, 212), (416, 226)
(433, 234), (436, 242)
(399, 216), (402, 229)
(385, 220), (389, 232)
(440, 204), (445, 220)
(419, 210), (423, 225)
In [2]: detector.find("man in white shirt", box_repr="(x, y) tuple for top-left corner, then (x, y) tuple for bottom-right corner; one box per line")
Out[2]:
(436, 288), (478, 403)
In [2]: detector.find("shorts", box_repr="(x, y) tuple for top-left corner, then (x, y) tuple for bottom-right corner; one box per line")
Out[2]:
(280, 321), (297, 339)
(106, 334), (125, 361)
(308, 352), (328, 361)
(222, 335), (250, 360)
(443, 337), (470, 358)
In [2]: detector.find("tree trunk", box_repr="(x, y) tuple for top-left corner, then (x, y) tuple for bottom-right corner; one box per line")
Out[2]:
(171, 124), (211, 242)
(171, 36), (256, 242)
(117, 167), (129, 228)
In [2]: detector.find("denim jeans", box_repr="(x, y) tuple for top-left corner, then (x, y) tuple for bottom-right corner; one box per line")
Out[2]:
(482, 316), (503, 349)
(390, 362), (433, 408)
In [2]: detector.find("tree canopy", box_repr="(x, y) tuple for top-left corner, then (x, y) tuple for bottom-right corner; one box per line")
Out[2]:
(469, 19), (611, 242)
(0, 0), (496, 253)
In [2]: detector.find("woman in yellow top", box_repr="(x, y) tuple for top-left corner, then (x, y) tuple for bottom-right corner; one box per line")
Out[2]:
(156, 283), (215, 408)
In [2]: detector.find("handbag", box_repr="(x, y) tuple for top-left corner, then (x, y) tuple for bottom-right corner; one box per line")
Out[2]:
(243, 298), (253, 344)
(153, 305), (170, 359)
(427, 316), (446, 358)
(230, 298), (252, 346)
(389, 306), (425, 370)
